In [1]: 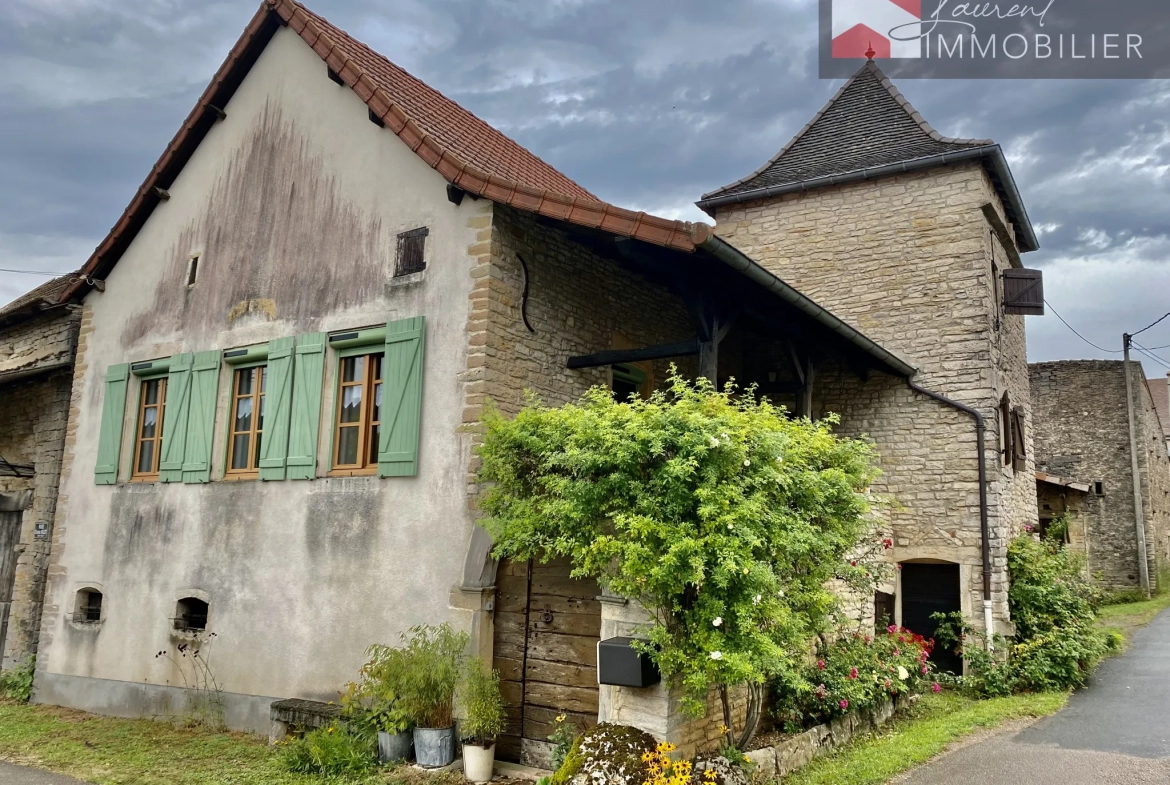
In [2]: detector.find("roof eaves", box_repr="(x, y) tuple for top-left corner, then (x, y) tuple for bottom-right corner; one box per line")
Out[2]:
(273, 0), (702, 253)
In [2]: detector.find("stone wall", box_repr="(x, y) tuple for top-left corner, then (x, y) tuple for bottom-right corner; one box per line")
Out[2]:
(1029, 361), (1170, 590)
(713, 164), (1038, 629)
(0, 308), (79, 668)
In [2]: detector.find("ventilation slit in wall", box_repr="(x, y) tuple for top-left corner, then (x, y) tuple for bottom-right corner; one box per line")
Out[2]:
(186, 254), (200, 287)
(173, 597), (209, 631)
(73, 589), (103, 624)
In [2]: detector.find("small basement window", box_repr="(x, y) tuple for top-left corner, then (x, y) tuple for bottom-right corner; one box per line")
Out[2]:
(1094, 481), (1105, 496)
(173, 597), (209, 632)
(73, 589), (103, 624)
(395, 227), (428, 277)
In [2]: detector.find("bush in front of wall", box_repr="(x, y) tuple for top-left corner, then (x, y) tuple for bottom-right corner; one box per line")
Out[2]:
(771, 626), (934, 729)
(460, 659), (505, 747)
(278, 723), (378, 777)
(341, 643), (413, 737)
(933, 532), (1108, 696)
(0, 656), (35, 703)
(397, 624), (469, 729)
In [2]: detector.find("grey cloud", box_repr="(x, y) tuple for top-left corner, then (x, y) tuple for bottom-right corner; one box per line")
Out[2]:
(0, 0), (1167, 365)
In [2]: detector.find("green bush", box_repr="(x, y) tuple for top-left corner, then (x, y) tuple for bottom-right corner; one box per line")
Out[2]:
(478, 371), (882, 746)
(341, 644), (413, 737)
(0, 656), (35, 703)
(396, 624), (469, 729)
(772, 627), (934, 728)
(935, 533), (1107, 696)
(278, 724), (377, 777)
(460, 659), (505, 746)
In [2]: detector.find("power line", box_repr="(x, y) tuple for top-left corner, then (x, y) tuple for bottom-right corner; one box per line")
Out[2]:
(1133, 342), (1170, 372)
(0, 267), (68, 276)
(1131, 311), (1170, 338)
(1044, 299), (1122, 354)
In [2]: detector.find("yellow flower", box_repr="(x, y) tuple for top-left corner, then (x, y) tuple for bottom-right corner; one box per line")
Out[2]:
(556, 714), (567, 723)
(718, 724), (730, 736)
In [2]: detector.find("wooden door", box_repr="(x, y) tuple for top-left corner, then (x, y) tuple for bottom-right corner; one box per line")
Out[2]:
(0, 511), (21, 658)
(493, 557), (601, 765)
(900, 562), (962, 674)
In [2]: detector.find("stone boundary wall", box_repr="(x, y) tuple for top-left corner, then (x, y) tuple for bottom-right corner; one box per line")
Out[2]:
(744, 694), (912, 780)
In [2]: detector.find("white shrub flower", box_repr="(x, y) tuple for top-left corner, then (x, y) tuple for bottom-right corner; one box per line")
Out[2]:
(713, 617), (723, 627)
(710, 651), (723, 660)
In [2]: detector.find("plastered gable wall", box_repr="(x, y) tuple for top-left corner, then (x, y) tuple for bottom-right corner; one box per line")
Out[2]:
(713, 165), (1038, 627)
(1029, 361), (1170, 589)
(38, 25), (482, 727)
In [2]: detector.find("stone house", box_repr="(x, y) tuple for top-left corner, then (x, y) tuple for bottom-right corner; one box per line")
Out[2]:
(698, 61), (1043, 657)
(1030, 360), (1170, 590)
(31, 0), (1042, 763)
(1149, 374), (1170, 458)
(0, 276), (80, 670)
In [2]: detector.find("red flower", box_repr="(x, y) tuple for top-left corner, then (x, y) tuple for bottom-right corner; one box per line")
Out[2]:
(932, 683), (941, 693)
(817, 659), (825, 670)
(840, 699), (849, 710)
(849, 667), (858, 679)
(882, 538), (893, 550)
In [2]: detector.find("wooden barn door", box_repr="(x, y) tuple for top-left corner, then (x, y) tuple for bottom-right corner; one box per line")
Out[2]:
(0, 511), (21, 658)
(493, 557), (601, 766)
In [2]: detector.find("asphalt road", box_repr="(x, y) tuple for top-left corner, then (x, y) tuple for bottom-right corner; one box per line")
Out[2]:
(0, 762), (90, 784)
(897, 607), (1170, 784)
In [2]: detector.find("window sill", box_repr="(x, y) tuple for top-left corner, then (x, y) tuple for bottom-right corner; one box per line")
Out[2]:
(388, 269), (426, 288)
(222, 473), (259, 482)
(129, 476), (159, 483)
(328, 468), (378, 478)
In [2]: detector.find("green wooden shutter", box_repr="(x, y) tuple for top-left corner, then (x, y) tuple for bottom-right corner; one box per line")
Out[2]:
(258, 337), (295, 481)
(181, 351), (221, 483)
(158, 353), (193, 483)
(95, 363), (130, 485)
(378, 316), (426, 477)
(286, 333), (326, 480)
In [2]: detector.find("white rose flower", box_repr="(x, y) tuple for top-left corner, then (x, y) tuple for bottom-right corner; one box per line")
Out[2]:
(710, 651), (723, 660)
(710, 436), (720, 448)
(897, 666), (909, 681)
(743, 459), (751, 467)
(753, 594), (762, 605)
(713, 617), (723, 627)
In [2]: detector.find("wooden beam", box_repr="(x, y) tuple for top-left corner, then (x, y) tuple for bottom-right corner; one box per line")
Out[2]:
(567, 340), (700, 370)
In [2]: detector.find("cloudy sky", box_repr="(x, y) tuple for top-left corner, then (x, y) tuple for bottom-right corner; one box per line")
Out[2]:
(2, 0), (1168, 372)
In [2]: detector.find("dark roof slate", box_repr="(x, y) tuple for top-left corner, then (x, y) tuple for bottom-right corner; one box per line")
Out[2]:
(0, 275), (72, 321)
(702, 61), (990, 200)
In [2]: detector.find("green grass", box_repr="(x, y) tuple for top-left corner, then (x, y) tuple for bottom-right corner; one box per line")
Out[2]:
(782, 690), (1068, 785)
(0, 701), (461, 785)
(1096, 591), (1170, 651)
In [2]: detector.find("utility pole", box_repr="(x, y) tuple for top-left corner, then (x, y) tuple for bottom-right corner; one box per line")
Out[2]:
(1123, 333), (1152, 598)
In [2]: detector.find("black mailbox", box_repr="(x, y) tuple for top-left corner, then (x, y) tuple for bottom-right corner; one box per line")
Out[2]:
(597, 637), (661, 687)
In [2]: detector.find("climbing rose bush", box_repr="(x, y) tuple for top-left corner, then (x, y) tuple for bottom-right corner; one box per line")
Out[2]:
(771, 627), (935, 728)
(477, 372), (883, 744)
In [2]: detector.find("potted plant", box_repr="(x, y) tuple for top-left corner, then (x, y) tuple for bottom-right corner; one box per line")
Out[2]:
(460, 660), (506, 783)
(397, 624), (469, 768)
(341, 644), (415, 763)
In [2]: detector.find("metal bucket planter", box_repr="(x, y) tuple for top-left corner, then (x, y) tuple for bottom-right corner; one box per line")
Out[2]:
(377, 730), (413, 763)
(413, 726), (456, 768)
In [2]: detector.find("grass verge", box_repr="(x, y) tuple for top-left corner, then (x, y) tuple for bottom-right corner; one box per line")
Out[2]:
(782, 690), (1068, 785)
(0, 701), (462, 785)
(1096, 591), (1170, 651)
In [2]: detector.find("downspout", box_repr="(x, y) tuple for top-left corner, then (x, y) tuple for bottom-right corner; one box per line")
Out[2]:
(906, 380), (995, 651)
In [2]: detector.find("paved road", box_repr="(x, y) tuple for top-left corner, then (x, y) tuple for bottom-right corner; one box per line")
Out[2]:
(0, 762), (89, 784)
(897, 607), (1170, 784)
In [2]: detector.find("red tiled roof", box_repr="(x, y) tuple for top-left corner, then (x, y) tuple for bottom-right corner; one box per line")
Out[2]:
(62, 0), (706, 301)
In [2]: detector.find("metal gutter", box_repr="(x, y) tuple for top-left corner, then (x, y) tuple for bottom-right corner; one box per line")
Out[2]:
(696, 145), (1039, 254)
(696, 235), (918, 378)
(906, 380), (995, 650)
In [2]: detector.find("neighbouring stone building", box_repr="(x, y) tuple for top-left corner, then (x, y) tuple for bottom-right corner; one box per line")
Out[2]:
(30, 0), (1044, 764)
(0, 276), (80, 669)
(1149, 374), (1170, 458)
(1030, 360), (1170, 590)
(698, 60), (1043, 651)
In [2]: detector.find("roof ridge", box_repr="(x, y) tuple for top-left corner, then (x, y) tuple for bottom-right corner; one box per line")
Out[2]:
(701, 60), (989, 203)
(283, 0), (598, 201)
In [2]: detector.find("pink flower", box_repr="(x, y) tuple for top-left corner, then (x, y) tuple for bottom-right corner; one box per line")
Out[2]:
(884, 679), (892, 689)
(882, 538), (893, 550)
(887, 624), (898, 634)
(921, 665), (928, 674)
(896, 564), (902, 571)
(932, 683), (941, 693)
(865, 635), (872, 645)
(839, 699), (849, 710)
(817, 659), (825, 671)
(894, 648), (901, 657)
(849, 667), (858, 680)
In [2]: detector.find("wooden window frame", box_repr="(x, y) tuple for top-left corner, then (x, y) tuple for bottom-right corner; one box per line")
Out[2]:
(329, 349), (384, 476)
(131, 375), (168, 481)
(224, 364), (266, 479)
